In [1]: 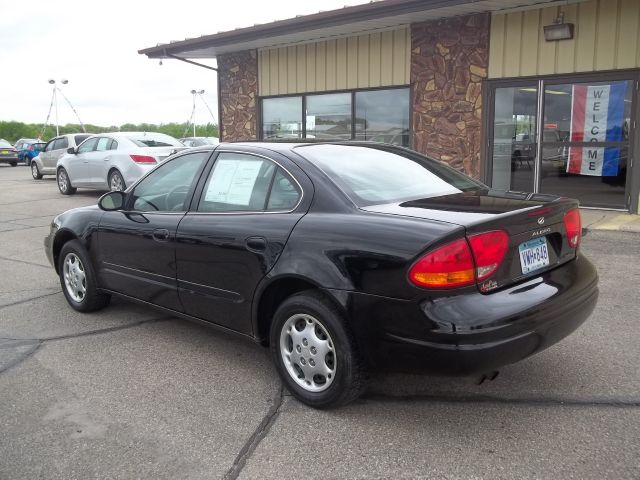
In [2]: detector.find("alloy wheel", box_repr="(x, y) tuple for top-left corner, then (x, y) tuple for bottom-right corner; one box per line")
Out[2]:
(279, 313), (337, 392)
(58, 170), (68, 192)
(110, 172), (124, 191)
(63, 253), (86, 303)
(31, 163), (39, 179)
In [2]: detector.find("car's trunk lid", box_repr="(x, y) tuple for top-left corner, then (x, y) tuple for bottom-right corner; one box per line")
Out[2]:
(362, 189), (580, 293)
(136, 146), (189, 163)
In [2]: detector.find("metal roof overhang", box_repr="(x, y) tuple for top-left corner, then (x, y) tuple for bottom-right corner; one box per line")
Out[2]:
(139, 0), (577, 59)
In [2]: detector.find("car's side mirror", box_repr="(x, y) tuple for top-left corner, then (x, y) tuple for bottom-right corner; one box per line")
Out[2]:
(67, 147), (76, 154)
(98, 191), (126, 211)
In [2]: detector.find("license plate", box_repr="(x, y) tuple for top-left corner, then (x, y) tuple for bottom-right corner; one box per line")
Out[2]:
(1, 150), (8, 155)
(518, 237), (550, 274)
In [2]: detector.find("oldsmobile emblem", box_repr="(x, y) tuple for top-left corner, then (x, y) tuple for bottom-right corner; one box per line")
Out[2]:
(537, 217), (545, 225)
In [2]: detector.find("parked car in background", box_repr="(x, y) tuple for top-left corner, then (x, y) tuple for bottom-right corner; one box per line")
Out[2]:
(56, 132), (186, 195)
(15, 138), (43, 165)
(45, 142), (598, 408)
(30, 133), (91, 179)
(180, 136), (219, 147)
(0, 139), (19, 166)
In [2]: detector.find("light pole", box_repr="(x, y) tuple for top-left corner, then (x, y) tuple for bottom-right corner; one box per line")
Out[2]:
(48, 79), (68, 136)
(190, 89), (204, 137)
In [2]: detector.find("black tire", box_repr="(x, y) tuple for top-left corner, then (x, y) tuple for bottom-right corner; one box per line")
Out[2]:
(31, 161), (43, 179)
(57, 167), (77, 195)
(59, 240), (110, 312)
(270, 291), (366, 408)
(10, 161), (17, 167)
(108, 170), (126, 191)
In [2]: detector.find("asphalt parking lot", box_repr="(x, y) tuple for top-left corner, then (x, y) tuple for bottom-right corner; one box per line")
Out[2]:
(0, 165), (638, 480)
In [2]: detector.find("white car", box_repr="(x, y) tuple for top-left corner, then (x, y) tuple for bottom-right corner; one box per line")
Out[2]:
(56, 132), (186, 195)
(31, 133), (91, 179)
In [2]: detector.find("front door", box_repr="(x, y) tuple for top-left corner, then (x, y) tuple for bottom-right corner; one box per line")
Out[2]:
(175, 150), (307, 333)
(68, 137), (98, 185)
(96, 151), (210, 310)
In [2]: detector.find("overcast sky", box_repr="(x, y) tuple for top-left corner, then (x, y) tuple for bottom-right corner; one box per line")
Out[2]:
(0, 0), (365, 127)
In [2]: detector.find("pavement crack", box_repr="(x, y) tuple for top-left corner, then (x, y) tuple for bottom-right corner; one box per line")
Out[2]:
(0, 291), (62, 310)
(41, 316), (175, 342)
(0, 341), (42, 375)
(363, 392), (640, 409)
(223, 385), (284, 480)
(0, 255), (51, 269)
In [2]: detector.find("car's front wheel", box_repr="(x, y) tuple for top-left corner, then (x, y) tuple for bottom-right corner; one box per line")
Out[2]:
(59, 240), (110, 312)
(108, 170), (126, 191)
(270, 291), (366, 408)
(31, 161), (43, 179)
(57, 168), (76, 195)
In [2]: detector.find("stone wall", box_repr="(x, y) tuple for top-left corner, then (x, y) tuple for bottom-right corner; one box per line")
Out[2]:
(411, 13), (490, 178)
(218, 50), (258, 142)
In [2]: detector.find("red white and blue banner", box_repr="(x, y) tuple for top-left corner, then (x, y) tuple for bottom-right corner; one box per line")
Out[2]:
(567, 83), (626, 176)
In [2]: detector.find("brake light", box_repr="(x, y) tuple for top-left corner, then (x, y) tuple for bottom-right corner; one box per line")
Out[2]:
(409, 230), (509, 289)
(130, 154), (156, 164)
(408, 238), (475, 289)
(468, 230), (509, 281)
(563, 208), (581, 248)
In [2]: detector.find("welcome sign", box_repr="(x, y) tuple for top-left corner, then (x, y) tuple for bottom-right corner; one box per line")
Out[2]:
(567, 83), (626, 176)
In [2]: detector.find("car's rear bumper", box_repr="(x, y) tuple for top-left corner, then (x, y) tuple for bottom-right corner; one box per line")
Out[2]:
(336, 254), (598, 375)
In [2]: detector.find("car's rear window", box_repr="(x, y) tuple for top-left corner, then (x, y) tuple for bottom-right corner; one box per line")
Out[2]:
(295, 144), (485, 207)
(74, 135), (90, 145)
(0, 140), (12, 147)
(126, 134), (182, 148)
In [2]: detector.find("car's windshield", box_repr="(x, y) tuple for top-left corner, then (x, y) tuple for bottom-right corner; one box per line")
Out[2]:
(126, 133), (182, 148)
(295, 144), (485, 207)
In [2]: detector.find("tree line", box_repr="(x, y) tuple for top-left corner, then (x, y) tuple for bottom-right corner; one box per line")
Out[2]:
(0, 121), (219, 143)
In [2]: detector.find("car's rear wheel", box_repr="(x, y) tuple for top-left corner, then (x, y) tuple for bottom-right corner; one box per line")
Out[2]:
(59, 240), (110, 312)
(31, 162), (42, 179)
(10, 161), (17, 167)
(57, 168), (76, 195)
(270, 291), (366, 408)
(109, 170), (126, 191)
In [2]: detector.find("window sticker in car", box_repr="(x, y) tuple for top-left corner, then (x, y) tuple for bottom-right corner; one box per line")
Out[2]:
(204, 159), (263, 206)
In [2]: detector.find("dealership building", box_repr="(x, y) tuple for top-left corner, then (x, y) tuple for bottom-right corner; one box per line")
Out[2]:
(140, 0), (640, 213)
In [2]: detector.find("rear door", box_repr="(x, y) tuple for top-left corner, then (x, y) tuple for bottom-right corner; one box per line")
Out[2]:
(175, 148), (311, 333)
(49, 136), (69, 167)
(87, 137), (114, 186)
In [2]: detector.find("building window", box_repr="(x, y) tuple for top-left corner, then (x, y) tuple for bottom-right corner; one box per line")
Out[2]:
(261, 87), (409, 146)
(355, 89), (410, 146)
(306, 93), (352, 140)
(262, 96), (302, 139)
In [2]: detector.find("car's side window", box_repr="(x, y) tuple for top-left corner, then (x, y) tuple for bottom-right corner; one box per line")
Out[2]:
(267, 168), (301, 211)
(130, 152), (209, 213)
(197, 153), (276, 213)
(96, 137), (111, 152)
(44, 140), (55, 152)
(77, 138), (98, 153)
(109, 140), (118, 150)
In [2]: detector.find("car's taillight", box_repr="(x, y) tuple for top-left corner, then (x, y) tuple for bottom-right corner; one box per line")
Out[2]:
(563, 208), (582, 248)
(408, 238), (475, 289)
(409, 230), (509, 289)
(468, 230), (509, 281)
(130, 154), (156, 164)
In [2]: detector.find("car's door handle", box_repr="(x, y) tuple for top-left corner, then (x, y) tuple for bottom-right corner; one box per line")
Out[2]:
(152, 228), (170, 242)
(246, 236), (267, 251)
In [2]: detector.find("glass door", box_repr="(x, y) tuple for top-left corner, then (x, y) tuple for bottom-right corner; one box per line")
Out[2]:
(539, 80), (633, 209)
(487, 74), (637, 211)
(490, 85), (538, 192)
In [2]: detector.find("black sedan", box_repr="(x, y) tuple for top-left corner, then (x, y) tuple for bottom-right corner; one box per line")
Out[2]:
(45, 142), (598, 408)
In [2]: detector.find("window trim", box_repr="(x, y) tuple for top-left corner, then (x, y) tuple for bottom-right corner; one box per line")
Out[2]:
(190, 150), (304, 216)
(259, 84), (412, 147)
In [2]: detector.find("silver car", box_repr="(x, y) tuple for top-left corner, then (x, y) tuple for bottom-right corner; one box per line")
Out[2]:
(31, 134), (91, 179)
(56, 132), (186, 195)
